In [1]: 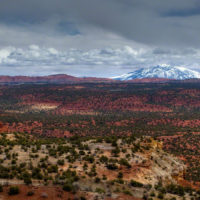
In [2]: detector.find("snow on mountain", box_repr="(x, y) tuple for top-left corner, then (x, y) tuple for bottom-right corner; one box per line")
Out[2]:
(112, 65), (200, 80)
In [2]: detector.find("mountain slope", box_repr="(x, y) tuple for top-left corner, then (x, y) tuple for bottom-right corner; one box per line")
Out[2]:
(112, 65), (200, 80)
(0, 74), (114, 84)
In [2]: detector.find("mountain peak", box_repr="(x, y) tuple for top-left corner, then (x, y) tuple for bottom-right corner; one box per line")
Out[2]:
(112, 65), (200, 80)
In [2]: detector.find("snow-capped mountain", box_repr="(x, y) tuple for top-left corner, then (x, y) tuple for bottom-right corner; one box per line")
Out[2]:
(112, 65), (200, 80)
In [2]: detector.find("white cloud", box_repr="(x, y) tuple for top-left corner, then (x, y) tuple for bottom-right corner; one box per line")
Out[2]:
(0, 48), (12, 63)
(0, 45), (200, 77)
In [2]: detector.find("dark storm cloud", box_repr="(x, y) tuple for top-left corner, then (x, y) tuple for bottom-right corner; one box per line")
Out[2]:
(0, 0), (200, 47)
(0, 0), (200, 76)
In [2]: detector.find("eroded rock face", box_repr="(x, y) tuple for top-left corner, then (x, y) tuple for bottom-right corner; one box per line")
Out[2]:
(75, 137), (186, 199)
(101, 138), (186, 186)
(82, 137), (186, 189)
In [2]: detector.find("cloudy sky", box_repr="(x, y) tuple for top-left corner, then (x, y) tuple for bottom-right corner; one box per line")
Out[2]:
(1, 0), (200, 77)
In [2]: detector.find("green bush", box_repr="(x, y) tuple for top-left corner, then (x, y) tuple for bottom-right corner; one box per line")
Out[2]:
(47, 165), (58, 173)
(118, 172), (123, 179)
(115, 178), (124, 184)
(119, 158), (131, 168)
(166, 184), (185, 196)
(24, 176), (32, 185)
(99, 155), (108, 163)
(150, 191), (155, 197)
(158, 192), (164, 199)
(95, 187), (105, 194)
(106, 163), (118, 170)
(27, 191), (34, 196)
(23, 172), (32, 185)
(102, 174), (107, 180)
(83, 155), (94, 163)
(8, 186), (19, 195)
(123, 190), (132, 196)
(95, 177), (101, 183)
(0, 185), (3, 192)
(63, 182), (73, 192)
(57, 159), (65, 166)
(130, 180), (143, 187)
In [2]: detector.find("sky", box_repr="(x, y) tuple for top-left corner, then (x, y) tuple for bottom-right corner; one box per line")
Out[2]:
(1, 0), (200, 77)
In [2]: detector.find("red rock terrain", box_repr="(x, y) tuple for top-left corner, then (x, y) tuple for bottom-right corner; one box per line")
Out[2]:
(0, 74), (115, 83)
(1, 81), (200, 184)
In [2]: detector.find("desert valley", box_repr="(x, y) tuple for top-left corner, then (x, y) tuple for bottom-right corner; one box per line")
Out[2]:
(0, 75), (200, 199)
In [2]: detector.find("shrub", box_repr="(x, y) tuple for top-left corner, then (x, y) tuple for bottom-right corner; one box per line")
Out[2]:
(123, 190), (132, 196)
(106, 163), (118, 170)
(119, 158), (131, 168)
(8, 186), (19, 195)
(95, 177), (101, 183)
(95, 188), (105, 194)
(23, 172), (32, 185)
(83, 163), (88, 171)
(32, 167), (43, 179)
(27, 191), (34, 196)
(83, 155), (94, 163)
(63, 182), (73, 192)
(47, 165), (58, 173)
(57, 159), (65, 166)
(111, 147), (120, 156)
(118, 172), (123, 179)
(99, 155), (108, 163)
(102, 174), (107, 180)
(0, 185), (3, 192)
(24, 176), (32, 185)
(166, 184), (185, 196)
(150, 191), (155, 197)
(130, 180), (143, 187)
(11, 159), (16, 165)
(20, 162), (26, 168)
(115, 179), (124, 184)
(79, 150), (85, 155)
(158, 192), (164, 199)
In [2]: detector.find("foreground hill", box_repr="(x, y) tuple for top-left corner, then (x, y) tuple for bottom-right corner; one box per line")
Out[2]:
(0, 132), (194, 200)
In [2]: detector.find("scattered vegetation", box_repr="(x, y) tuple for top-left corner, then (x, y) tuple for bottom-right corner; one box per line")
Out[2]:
(0, 82), (200, 199)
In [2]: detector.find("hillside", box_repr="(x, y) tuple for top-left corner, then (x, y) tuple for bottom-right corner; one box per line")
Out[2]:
(0, 74), (114, 84)
(0, 132), (193, 200)
(1, 82), (200, 198)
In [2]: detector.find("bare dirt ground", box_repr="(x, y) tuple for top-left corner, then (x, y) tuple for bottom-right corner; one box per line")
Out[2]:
(0, 185), (75, 200)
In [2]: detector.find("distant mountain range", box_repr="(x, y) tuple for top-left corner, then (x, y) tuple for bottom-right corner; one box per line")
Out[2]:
(112, 65), (200, 80)
(1, 65), (200, 84)
(0, 74), (114, 84)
